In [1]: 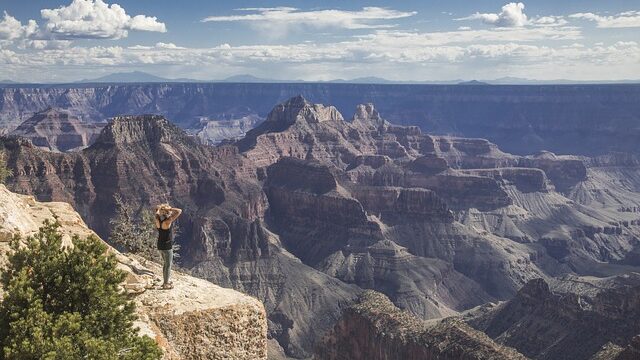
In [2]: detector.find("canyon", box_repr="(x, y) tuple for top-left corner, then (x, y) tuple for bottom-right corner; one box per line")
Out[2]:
(2, 93), (640, 359)
(1, 83), (639, 155)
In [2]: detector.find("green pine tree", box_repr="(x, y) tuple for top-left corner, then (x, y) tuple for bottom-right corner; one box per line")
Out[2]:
(0, 219), (163, 360)
(0, 150), (12, 184)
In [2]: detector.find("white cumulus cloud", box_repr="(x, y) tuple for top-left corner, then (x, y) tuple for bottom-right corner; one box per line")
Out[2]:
(569, 10), (640, 28)
(456, 2), (528, 27)
(0, 12), (38, 40)
(40, 0), (166, 39)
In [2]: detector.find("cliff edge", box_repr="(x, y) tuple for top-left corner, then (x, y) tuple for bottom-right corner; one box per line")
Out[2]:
(0, 184), (267, 360)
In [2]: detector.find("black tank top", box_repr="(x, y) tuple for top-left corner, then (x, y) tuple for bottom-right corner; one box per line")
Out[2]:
(157, 216), (173, 250)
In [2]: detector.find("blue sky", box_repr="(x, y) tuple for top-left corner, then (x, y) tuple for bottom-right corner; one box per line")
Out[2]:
(1, 0), (639, 82)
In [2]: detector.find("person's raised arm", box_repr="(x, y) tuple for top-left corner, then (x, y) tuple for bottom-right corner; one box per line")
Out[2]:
(167, 207), (182, 222)
(154, 212), (161, 228)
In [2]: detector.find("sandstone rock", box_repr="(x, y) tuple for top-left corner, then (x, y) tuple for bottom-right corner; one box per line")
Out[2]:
(1, 115), (359, 358)
(459, 168), (549, 193)
(519, 154), (587, 192)
(237, 96), (363, 169)
(614, 335), (640, 360)
(2, 83), (640, 156)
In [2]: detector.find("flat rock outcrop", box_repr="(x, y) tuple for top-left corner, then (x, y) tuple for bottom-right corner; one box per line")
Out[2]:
(315, 290), (526, 360)
(519, 153), (587, 192)
(0, 184), (267, 359)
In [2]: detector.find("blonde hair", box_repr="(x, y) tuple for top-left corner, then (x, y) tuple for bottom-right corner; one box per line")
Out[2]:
(155, 203), (172, 216)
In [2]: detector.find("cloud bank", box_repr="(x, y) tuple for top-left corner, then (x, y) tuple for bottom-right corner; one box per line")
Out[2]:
(570, 11), (640, 28)
(1, 0), (166, 46)
(202, 6), (416, 32)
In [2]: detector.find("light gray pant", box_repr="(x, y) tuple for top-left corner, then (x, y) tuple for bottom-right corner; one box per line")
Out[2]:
(160, 249), (173, 285)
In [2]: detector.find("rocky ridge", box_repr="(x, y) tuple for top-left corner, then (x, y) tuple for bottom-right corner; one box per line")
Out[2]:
(0, 184), (267, 359)
(465, 276), (640, 360)
(315, 290), (527, 360)
(9, 108), (104, 152)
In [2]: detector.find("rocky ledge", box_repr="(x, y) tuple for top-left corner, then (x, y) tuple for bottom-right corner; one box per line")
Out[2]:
(315, 290), (526, 360)
(0, 184), (267, 360)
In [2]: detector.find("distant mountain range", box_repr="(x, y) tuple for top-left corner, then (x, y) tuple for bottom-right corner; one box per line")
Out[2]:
(1, 71), (637, 85)
(77, 71), (195, 83)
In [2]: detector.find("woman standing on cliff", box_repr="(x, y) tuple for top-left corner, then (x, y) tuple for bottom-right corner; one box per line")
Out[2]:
(155, 204), (182, 290)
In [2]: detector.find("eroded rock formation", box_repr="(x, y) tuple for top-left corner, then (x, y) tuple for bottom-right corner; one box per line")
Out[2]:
(465, 277), (640, 360)
(9, 108), (104, 152)
(2, 83), (640, 156)
(315, 290), (526, 360)
(1, 114), (357, 358)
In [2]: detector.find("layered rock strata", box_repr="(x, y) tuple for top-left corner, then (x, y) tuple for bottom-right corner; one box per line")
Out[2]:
(2, 83), (640, 156)
(10, 108), (103, 152)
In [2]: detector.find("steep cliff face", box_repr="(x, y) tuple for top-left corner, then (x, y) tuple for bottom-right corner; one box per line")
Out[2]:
(4, 114), (263, 245)
(2, 83), (639, 155)
(465, 277), (640, 360)
(315, 290), (526, 360)
(0, 184), (268, 359)
(264, 158), (524, 314)
(9, 108), (104, 152)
